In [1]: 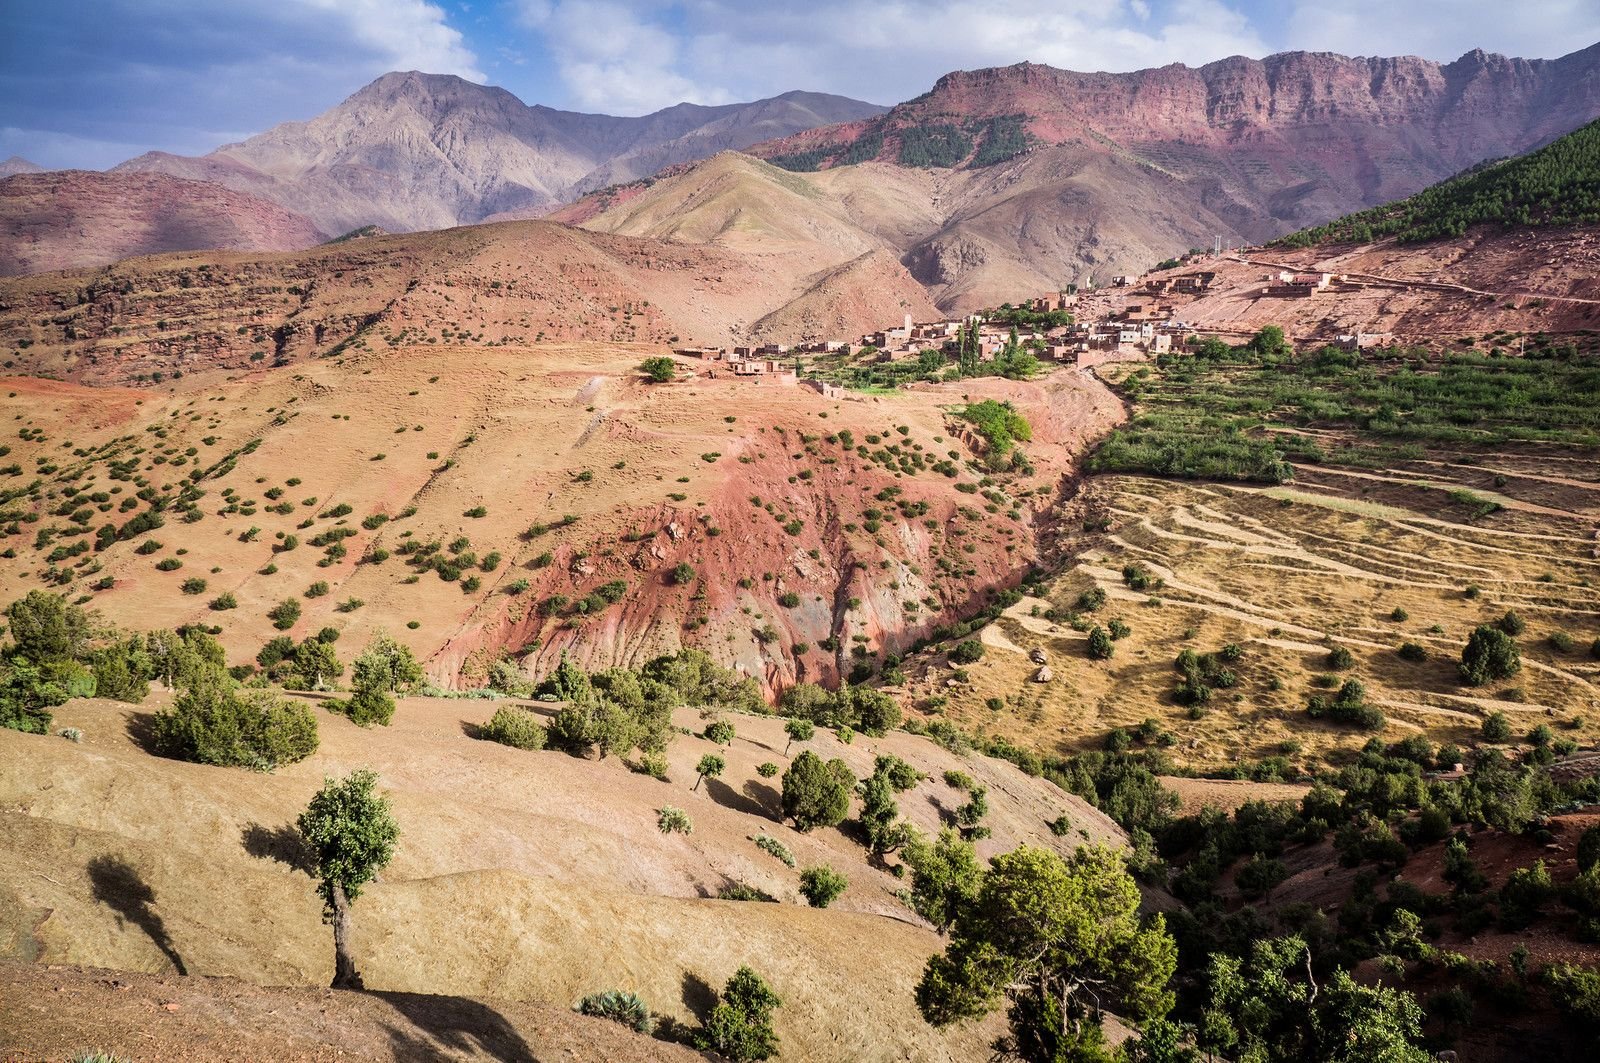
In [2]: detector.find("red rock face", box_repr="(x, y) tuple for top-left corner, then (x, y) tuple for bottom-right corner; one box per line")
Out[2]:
(0, 170), (328, 276)
(754, 45), (1600, 228)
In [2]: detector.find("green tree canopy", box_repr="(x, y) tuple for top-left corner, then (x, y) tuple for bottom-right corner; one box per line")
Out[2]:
(916, 844), (1176, 1061)
(297, 769), (399, 989)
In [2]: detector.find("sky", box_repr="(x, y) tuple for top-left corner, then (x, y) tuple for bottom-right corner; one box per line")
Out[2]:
(3, 0), (1598, 170)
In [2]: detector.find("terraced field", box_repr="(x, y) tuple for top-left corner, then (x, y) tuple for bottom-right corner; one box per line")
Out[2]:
(904, 345), (1600, 774)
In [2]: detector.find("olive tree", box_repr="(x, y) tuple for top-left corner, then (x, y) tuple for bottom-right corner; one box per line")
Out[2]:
(296, 769), (399, 989)
(694, 752), (725, 792)
(916, 845), (1176, 1061)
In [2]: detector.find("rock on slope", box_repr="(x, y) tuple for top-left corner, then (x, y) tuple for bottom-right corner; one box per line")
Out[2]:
(116, 72), (886, 236)
(0, 170), (328, 277)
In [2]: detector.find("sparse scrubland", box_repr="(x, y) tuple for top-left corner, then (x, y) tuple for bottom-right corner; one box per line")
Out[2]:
(1, 222), (1599, 1061)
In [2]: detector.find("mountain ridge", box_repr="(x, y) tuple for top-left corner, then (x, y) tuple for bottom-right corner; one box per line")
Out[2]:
(114, 72), (886, 236)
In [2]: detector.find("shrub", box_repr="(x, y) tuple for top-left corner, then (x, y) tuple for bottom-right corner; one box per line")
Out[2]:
(1481, 710), (1513, 743)
(799, 865), (848, 908)
(209, 591), (237, 611)
(696, 967), (781, 1062)
(639, 356), (677, 383)
(777, 591), (801, 608)
(1461, 625), (1520, 686)
(180, 577), (208, 595)
(1398, 641), (1427, 662)
(341, 688), (395, 728)
(479, 706), (547, 750)
(1498, 611), (1527, 636)
(757, 759), (780, 778)
(1325, 645), (1355, 670)
(782, 750), (854, 831)
(268, 598), (302, 630)
(1087, 626), (1114, 660)
(950, 639), (984, 664)
(150, 680), (317, 770)
(657, 806), (692, 834)
(305, 581), (329, 598)
(577, 990), (653, 1034)
(670, 561), (696, 586)
(755, 834), (796, 867)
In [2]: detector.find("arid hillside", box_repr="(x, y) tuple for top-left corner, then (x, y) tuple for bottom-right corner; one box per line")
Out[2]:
(0, 217), (938, 386)
(1085, 224), (1600, 347)
(0, 170), (329, 277)
(559, 147), (1238, 312)
(0, 694), (1118, 1062)
(0, 342), (1121, 694)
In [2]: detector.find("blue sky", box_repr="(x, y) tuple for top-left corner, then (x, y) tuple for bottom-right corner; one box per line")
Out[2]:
(3, 0), (1597, 169)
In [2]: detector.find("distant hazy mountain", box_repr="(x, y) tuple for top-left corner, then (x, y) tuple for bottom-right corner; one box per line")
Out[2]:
(0, 157), (45, 178)
(115, 72), (886, 235)
(0, 170), (327, 277)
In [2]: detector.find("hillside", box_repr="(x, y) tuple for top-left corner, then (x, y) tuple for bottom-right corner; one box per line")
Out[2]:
(560, 146), (1239, 312)
(0, 217), (939, 386)
(0, 338), (1120, 694)
(1280, 117), (1600, 246)
(0, 170), (329, 277)
(115, 73), (885, 238)
(0, 694), (1117, 1062)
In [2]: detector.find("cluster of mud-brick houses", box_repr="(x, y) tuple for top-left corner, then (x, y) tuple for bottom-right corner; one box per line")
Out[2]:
(670, 285), (1204, 385)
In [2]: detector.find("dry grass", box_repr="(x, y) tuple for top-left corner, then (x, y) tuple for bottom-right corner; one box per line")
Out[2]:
(907, 457), (1600, 773)
(0, 693), (1122, 1062)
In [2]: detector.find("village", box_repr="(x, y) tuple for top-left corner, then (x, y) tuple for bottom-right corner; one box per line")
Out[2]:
(667, 249), (1395, 390)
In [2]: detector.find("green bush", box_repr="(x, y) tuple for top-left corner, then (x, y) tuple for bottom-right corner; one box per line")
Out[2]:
(657, 806), (692, 834)
(696, 967), (781, 1062)
(799, 865), (848, 908)
(151, 680), (317, 770)
(268, 598), (302, 630)
(479, 706), (547, 750)
(781, 750), (854, 831)
(1481, 710), (1513, 743)
(341, 688), (395, 728)
(950, 639), (983, 664)
(577, 989), (653, 1034)
(639, 356), (677, 383)
(755, 834), (795, 867)
(1461, 626), (1520, 686)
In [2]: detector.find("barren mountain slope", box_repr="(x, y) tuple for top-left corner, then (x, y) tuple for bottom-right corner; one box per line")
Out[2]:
(0, 218), (941, 386)
(0, 342), (1121, 694)
(115, 73), (885, 237)
(0, 695), (1122, 1062)
(0, 170), (328, 277)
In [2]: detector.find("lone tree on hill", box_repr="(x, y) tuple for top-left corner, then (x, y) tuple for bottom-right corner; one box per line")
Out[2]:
(693, 752), (725, 792)
(781, 750), (854, 832)
(297, 769), (399, 989)
(783, 717), (814, 756)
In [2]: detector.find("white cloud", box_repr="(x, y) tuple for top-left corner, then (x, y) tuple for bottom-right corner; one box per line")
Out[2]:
(519, 0), (732, 112)
(517, 0), (1270, 112)
(1283, 0), (1600, 61)
(302, 0), (485, 80)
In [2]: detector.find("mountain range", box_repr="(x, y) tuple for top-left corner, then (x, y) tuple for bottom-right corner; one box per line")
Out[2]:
(4, 44), (1600, 305)
(114, 73), (886, 235)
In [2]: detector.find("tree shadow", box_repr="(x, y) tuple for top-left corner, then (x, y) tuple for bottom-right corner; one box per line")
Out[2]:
(704, 777), (771, 819)
(124, 711), (161, 756)
(240, 822), (316, 875)
(680, 971), (718, 1024)
(86, 855), (187, 976)
(376, 991), (541, 1063)
(741, 780), (782, 816)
